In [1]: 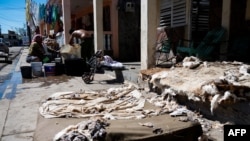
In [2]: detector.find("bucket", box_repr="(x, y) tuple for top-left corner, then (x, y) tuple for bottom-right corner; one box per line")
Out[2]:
(44, 63), (56, 76)
(55, 57), (61, 63)
(31, 62), (43, 77)
(55, 63), (65, 75)
(64, 58), (86, 76)
(20, 66), (32, 79)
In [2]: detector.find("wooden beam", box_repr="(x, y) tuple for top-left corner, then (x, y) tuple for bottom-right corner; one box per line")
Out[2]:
(74, 0), (111, 19)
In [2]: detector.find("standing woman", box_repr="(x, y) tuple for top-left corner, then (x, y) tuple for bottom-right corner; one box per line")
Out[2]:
(68, 29), (94, 61)
(26, 34), (47, 63)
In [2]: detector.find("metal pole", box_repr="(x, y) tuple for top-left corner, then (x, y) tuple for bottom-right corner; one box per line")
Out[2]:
(25, 0), (31, 45)
(0, 24), (2, 37)
(27, 22), (31, 45)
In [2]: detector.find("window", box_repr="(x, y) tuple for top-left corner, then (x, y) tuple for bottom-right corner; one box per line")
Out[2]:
(160, 0), (187, 27)
(191, 0), (210, 32)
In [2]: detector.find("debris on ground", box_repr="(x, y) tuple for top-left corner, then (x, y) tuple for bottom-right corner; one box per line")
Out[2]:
(53, 117), (109, 141)
(39, 57), (250, 141)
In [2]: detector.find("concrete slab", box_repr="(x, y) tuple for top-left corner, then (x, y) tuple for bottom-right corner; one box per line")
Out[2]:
(9, 90), (51, 109)
(34, 114), (202, 141)
(0, 99), (10, 110)
(0, 108), (8, 138)
(34, 116), (84, 141)
(1, 132), (33, 141)
(0, 99), (10, 137)
(3, 104), (39, 136)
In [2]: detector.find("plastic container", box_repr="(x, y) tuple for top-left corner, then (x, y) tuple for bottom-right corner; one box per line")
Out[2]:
(44, 63), (56, 76)
(55, 63), (65, 75)
(20, 66), (32, 79)
(55, 57), (61, 63)
(31, 62), (43, 77)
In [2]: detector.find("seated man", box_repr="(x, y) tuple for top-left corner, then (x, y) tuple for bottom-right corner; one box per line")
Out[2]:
(26, 34), (48, 63)
(43, 34), (60, 60)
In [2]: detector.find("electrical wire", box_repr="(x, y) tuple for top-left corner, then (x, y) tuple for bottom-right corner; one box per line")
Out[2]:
(0, 7), (25, 10)
(0, 15), (24, 23)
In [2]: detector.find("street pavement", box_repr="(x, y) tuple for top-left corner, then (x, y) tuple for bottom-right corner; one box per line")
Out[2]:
(0, 47), (208, 141)
(0, 47), (141, 141)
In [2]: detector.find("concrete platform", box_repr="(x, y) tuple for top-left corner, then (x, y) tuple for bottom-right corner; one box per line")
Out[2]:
(34, 114), (202, 141)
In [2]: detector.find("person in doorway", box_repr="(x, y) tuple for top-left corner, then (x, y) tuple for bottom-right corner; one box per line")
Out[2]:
(26, 34), (47, 63)
(68, 29), (94, 61)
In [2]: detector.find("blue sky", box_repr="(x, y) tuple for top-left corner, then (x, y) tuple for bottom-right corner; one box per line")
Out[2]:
(0, 0), (47, 34)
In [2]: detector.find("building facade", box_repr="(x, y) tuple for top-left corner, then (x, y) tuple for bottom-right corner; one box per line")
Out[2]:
(27, 0), (250, 69)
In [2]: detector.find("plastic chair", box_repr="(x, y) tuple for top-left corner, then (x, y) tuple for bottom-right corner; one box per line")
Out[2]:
(177, 27), (226, 60)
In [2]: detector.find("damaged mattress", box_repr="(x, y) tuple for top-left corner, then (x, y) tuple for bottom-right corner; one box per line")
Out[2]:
(37, 84), (203, 141)
(39, 84), (161, 119)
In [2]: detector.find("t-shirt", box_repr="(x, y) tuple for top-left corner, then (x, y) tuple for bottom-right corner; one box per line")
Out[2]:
(28, 42), (45, 61)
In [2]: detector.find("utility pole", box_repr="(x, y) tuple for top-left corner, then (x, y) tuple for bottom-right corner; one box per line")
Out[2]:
(27, 22), (31, 45)
(0, 24), (2, 38)
(25, 0), (31, 45)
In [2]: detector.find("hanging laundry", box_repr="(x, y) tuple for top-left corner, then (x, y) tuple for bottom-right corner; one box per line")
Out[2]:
(25, 0), (31, 22)
(45, 4), (52, 23)
(39, 4), (46, 22)
(52, 5), (58, 23)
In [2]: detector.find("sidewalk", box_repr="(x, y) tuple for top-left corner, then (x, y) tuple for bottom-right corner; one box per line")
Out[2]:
(0, 48), (144, 141)
(0, 48), (203, 141)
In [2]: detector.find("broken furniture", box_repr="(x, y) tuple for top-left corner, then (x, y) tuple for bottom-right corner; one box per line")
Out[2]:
(37, 85), (203, 141)
(177, 27), (226, 60)
(155, 39), (172, 66)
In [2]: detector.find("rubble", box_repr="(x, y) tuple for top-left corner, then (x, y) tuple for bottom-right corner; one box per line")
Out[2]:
(141, 57), (250, 125)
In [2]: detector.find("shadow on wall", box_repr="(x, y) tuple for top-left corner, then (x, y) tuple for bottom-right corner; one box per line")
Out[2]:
(228, 36), (250, 63)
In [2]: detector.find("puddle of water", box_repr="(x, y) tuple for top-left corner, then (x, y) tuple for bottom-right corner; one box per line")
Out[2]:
(0, 79), (9, 98)
(3, 72), (22, 99)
